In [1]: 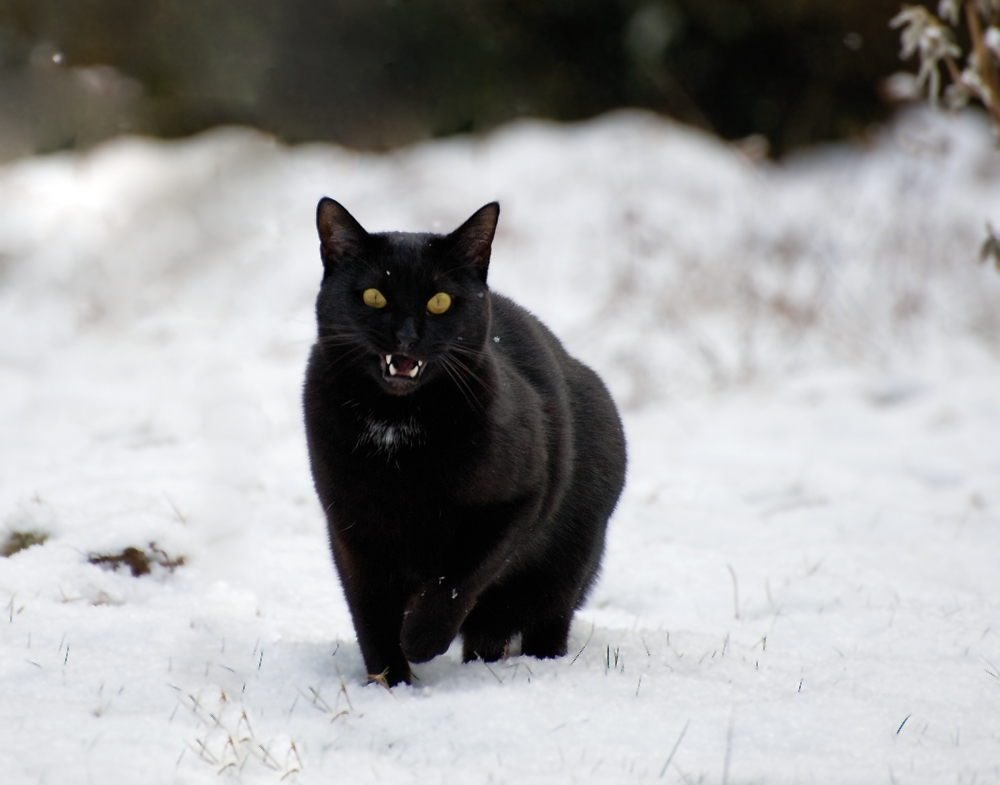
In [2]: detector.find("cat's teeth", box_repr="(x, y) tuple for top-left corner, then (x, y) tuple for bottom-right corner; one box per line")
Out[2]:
(386, 356), (423, 379)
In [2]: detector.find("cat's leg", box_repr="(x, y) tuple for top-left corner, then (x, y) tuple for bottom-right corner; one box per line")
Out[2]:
(518, 552), (600, 659)
(459, 598), (513, 663)
(354, 612), (412, 687)
(460, 630), (508, 663)
(497, 562), (582, 660)
(520, 612), (573, 659)
(337, 560), (413, 685)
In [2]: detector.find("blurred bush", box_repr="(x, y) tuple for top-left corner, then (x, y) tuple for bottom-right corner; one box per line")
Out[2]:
(0, 0), (920, 160)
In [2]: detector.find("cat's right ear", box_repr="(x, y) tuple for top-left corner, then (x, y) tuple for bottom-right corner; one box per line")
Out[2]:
(449, 202), (500, 283)
(317, 198), (368, 268)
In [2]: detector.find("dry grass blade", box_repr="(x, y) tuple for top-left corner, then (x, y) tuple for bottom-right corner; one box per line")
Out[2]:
(659, 721), (690, 778)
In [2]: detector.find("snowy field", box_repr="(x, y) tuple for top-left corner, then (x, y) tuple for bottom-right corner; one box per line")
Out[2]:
(1, 108), (999, 784)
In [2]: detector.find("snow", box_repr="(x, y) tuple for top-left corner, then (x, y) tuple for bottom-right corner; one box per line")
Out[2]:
(1, 108), (999, 784)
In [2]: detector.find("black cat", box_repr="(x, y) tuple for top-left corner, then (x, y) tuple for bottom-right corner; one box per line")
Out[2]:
(303, 199), (626, 686)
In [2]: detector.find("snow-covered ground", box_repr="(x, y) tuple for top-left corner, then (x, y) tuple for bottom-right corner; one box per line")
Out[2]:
(1, 108), (999, 784)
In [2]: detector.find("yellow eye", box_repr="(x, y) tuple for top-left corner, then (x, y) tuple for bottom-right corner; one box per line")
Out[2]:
(427, 292), (452, 314)
(363, 288), (387, 308)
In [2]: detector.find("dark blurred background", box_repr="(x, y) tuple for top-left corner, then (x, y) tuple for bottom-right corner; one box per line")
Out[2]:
(0, 0), (924, 162)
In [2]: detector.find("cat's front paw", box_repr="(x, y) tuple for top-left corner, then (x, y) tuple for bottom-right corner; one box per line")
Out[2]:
(399, 616), (457, 662)
(399, 587), (466, 663)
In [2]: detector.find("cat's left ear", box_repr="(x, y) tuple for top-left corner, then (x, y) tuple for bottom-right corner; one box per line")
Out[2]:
(449, 202), (499, 283)
(317, 198), (368, 268)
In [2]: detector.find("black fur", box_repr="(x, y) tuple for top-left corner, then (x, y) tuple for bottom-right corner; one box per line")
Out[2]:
(303, 199), (626, 686)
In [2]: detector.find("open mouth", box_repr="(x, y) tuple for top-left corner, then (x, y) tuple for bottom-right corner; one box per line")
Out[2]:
(383, 354), (426, 381)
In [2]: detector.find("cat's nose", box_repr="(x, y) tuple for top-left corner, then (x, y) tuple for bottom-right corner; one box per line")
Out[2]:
(395, 317), (419, 354)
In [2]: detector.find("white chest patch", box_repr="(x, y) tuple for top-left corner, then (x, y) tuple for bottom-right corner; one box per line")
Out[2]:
(357, 415), (423, 456)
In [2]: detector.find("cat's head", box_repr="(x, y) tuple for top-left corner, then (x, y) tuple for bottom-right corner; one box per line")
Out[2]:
(314, 199), (499, 397)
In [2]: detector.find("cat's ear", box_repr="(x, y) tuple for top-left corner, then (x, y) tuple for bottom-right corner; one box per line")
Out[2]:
(317, 198), (368, 267)
(449, 202), (499, 282)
